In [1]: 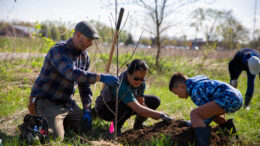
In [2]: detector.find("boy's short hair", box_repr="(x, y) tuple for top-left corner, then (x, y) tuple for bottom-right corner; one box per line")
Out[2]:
(169, 72), (188, 91)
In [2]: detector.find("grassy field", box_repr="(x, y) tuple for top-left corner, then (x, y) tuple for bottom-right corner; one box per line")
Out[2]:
(0, 37), (259, 145)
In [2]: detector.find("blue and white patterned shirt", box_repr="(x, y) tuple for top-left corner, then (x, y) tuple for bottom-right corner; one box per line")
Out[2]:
(187, 75), (243, 113)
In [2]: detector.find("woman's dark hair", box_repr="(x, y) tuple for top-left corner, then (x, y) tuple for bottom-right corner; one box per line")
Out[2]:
(127, 59), (149, 74)
(169, 72), (188, 91)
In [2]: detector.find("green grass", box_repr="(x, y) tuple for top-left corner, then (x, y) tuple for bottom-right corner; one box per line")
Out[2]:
(0, 37), (44, 52)
(147, 134), (173, 146)
(0, 47), (259, 145)
(0, 36), (53, 53)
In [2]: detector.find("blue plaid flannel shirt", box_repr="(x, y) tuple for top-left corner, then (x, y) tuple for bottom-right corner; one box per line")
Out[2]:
(30, 38), (97, 110)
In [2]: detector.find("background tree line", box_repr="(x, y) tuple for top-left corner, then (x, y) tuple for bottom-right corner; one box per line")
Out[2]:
(0, 20), (131, 44)
(37, 20), (130, 43)
(0, 6), (259, 50)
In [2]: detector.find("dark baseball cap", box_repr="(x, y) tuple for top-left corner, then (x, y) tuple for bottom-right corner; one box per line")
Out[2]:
(75, 21), (99, 39)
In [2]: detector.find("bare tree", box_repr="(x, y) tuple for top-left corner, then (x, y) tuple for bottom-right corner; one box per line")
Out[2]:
(216, 11), (249, 49)
(102, 0), (198, 66)
(132, 0), (198, 66)
(190, 8), (225, 43)
(252, 29), (260, 49)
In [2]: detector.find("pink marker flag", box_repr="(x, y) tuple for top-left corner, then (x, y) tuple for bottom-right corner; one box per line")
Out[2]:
(109, 121), (114, 133)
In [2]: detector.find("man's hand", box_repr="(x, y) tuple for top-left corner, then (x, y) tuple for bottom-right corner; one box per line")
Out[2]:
(83, 109), (92, 130)
(160, 113), (173, 122)
(100, 74), (119, 86)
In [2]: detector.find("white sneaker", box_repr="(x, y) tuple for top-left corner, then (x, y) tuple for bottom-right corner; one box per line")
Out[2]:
(243, 105), (250, 110)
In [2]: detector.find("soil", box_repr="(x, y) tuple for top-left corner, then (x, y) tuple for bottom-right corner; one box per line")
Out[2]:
(118, 119), (240, 146)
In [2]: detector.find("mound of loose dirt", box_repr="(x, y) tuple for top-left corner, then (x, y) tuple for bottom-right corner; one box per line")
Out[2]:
(118, 120), (240, 145)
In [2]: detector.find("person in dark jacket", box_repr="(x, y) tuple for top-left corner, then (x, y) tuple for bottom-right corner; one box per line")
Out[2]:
(169, 73), (243, 146)
(95, 59), (172, 135)
(29, 21), (119, 140)
(229, 48), (260, 109)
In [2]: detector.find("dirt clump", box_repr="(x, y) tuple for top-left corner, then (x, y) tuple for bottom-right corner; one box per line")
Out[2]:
(118, 119), (240, 145)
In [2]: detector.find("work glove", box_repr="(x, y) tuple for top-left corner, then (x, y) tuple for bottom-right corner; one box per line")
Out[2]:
(100, 74), (119, 86)
(160, 113), (173, 122)
(83, 109), (92, 130)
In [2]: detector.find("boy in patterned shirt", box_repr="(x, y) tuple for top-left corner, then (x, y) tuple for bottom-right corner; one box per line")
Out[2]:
(169, 72), (243, 146)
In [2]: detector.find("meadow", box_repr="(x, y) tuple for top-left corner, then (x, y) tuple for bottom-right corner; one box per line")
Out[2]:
(0, 36), (259, 145)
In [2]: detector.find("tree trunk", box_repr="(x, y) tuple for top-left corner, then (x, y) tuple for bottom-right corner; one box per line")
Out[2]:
(155, 36), (161, 67)
(155, 25), (161, 67)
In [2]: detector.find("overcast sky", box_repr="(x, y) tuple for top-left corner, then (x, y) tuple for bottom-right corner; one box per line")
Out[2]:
(0, 0), (259, 40)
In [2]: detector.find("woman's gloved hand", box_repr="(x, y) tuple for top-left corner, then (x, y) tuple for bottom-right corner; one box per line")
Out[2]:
(160, 113), (173, 122)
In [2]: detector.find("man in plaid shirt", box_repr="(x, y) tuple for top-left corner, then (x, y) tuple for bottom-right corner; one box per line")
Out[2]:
(29, 21), (119, 140)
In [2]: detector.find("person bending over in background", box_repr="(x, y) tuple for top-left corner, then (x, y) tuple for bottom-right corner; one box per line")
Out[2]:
(169, 73), (243, 146)
(229, 48), (260, 109)
(95, 59), (172, 135)
(29, 21), (119, 140)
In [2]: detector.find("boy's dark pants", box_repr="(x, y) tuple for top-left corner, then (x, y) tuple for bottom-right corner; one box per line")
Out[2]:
(96, 95), (160, 132)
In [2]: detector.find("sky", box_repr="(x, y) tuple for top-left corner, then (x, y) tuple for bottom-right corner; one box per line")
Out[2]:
(0, 0), (259, 41)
